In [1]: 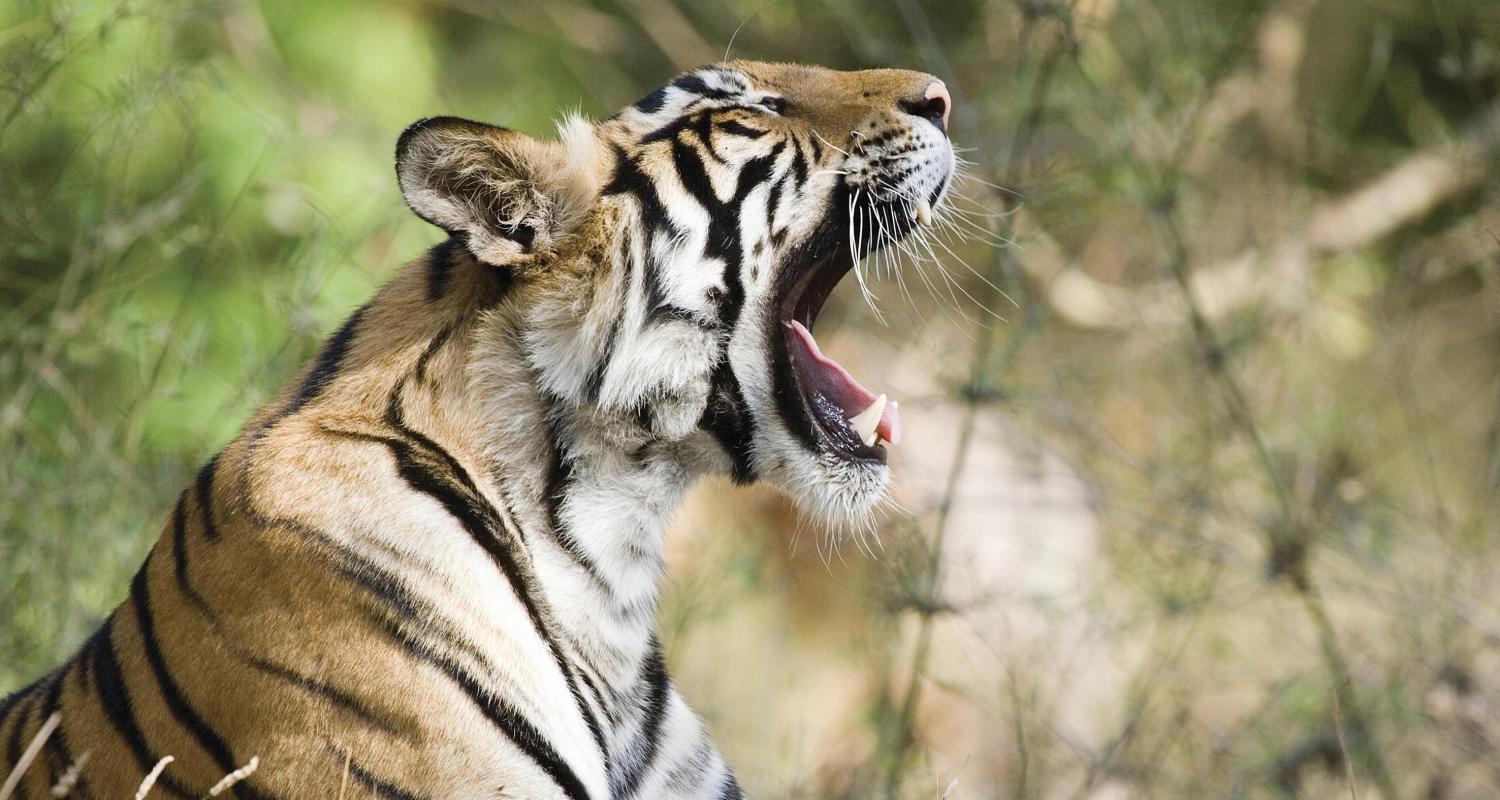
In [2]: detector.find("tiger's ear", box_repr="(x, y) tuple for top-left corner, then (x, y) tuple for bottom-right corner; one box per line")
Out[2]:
(395, 115), (601, 265)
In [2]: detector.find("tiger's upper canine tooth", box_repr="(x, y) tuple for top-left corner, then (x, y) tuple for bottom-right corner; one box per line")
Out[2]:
(849, 393), (886, 447)
(915, 198), (933, 226)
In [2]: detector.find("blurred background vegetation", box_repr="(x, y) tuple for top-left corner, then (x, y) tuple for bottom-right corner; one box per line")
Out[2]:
(3, 0), (1499, 797)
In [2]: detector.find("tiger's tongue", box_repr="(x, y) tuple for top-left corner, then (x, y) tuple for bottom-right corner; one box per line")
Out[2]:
(786, 320), (902, 446)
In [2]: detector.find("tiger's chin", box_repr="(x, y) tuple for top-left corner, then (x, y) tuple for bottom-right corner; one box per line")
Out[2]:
(776, 448), (893, 531)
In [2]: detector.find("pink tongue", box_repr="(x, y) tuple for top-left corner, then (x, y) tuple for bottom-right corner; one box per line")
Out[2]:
(786, 320), (902, 445)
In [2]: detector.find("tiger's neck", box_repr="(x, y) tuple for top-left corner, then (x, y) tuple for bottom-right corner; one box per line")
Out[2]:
(403, 241), (699, 687)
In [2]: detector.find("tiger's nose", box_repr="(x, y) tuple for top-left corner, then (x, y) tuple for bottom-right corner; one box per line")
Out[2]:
(900, 80), (951, 133)
(923, 80), (951, 129)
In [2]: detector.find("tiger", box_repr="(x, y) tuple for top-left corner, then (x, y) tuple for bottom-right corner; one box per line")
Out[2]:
(0, 60), (954, 799)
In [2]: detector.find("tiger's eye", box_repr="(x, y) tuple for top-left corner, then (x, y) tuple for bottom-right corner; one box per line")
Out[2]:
(761, 96), (789, 114)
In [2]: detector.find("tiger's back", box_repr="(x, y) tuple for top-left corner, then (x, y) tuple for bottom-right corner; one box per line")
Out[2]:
(0, 259), (580, 798)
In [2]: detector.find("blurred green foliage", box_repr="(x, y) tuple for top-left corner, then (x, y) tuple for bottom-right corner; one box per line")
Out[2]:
(3, 0), (1500, 797)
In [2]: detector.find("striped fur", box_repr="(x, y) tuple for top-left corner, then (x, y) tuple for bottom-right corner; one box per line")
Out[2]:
(1, 61), (954, 798)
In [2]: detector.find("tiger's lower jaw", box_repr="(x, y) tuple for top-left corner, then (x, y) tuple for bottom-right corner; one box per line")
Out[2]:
(771, 232), (906, 469)
(750, 233), (912, 527)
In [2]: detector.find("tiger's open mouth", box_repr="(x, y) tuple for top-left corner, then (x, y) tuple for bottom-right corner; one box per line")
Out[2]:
(775, 196), (935, 465)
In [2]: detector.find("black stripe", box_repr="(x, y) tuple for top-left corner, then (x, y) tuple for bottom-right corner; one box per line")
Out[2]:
(0, 673), (45, 729)
(388, 385), (608, 778)
(614, 643), (671, 798)
(698, 376), (755, 487)
(283, 303), (367, 416)
(717, 771), (745, 800)
(540, 408), (609, 586)
(640, 104), (737, 157)
(246, 657), (415, 740)
(250, 497), (461, 657)
(382, 387), (478, 498)
(130, 558), (271, 800)
(603, 149), (675, 235)
(34, 669), (78, 799)
(673, 139), (781, 320)
(342, 753), (427, 800)
(317, 416), (602, 800)
(73, 633), (95, 690)
(231, 504), (593, 799)
(789, 136), (809, 187)
(420, 645), (594, 800)
(36, 670), (63, 735)
(314, 527), (434, 636)
(382, 389), (608, 759)
(670, 73), (732, 100)
(671, 137), (720, 215)
(570, 659), (618, 729)
(61, 629), (101, 800)
(46, 725), (95, 800)
(425, 237), (460, 302)
(335, 558), (596, 800)
(698, 350), (755, 484)
(602, 148), (680, 321)
(715, 120), (766, 139)
(732, 147), (783, 214)
(41, 665), (94, 800)
(645, 304), (718, 330)
(480, 248), (518, 307)
(571, 648), (619, 712)
(252, 489), (510, 690)
(765, 175), (786, 238)
(89, 623), (194, 799)
(666, 137), (783, 479)
(640, 106), (718, 153)
(171, 495), (215, 617)
(282, 510), (502, 679)
(634, 85), (670, 114)
(194, 452), (222, 541)
(585, 216), (640, 393)
(583, 312), (624, 404)
(414, 325), (455, 384)
(4, 683), (38, 798)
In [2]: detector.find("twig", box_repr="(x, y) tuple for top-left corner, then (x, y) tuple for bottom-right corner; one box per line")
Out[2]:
(48, 750), (89, 799)
(1331, 685), (1360, 800)
(1027, 100), (1500, 331)
(879, 8), (1065, 797)
(1154, 189), (1403, 800)
(0, 711), (61, 800)
(337, 747), (351, 800)
(133, 756), (174, 800)
(1148, 136), (1405, 800)
(613, 0), (715, 68)
(203, 756), (259, 798)
(1043, 5), (1410, 794)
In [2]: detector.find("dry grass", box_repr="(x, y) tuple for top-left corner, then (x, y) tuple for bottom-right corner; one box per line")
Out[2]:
(0, 712), (58, 800)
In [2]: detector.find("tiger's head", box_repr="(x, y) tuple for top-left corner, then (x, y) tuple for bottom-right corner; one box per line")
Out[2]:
(395, 61), (954, 526)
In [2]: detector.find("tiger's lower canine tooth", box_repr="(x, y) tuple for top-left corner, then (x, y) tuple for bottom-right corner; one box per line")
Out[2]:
(849, 393), (886, 446)
(916, 199), (933, 226)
